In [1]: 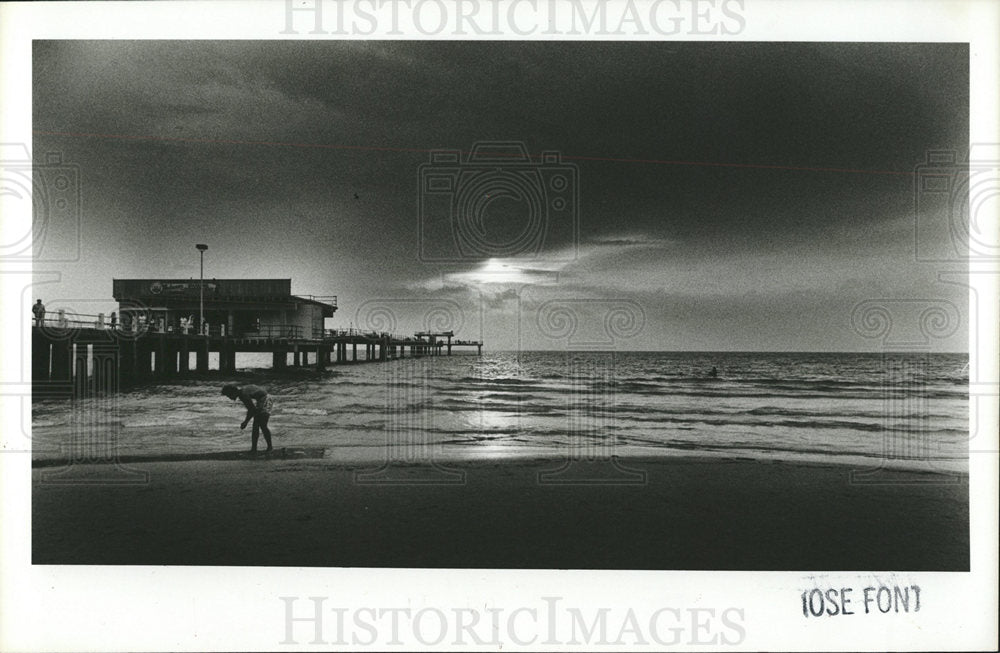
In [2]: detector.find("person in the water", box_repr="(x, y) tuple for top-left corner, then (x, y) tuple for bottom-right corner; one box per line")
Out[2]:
(221, 383), (274, 453)
(709, 366), (718, 377)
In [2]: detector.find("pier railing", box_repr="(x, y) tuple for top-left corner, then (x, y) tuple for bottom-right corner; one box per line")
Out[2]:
(31, 313), (479, 347)
(33, 312), (227, 336)
(297, 295), (338, 308)
(32, 312), (113, 331)
(30, 314), (405, 342)
(242, 324), (304, 339)
(31, 310), (483, 396)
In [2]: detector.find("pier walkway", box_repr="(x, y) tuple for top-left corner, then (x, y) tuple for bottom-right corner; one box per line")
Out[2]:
(30, 312), (482, 396)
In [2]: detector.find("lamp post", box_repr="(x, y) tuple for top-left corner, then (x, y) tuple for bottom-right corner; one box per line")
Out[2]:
(196, 244), (208, 335)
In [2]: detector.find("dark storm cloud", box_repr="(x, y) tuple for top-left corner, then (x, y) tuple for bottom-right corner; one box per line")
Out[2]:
(32, 40), (968, 350)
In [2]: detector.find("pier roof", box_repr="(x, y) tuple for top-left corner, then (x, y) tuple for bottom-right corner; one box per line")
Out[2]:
(112, 278), (336, 314)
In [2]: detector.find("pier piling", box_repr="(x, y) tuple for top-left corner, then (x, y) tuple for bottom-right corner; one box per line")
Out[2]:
(31, 315), (483, 397)
(93, 343), (118, 393)
(51, 340), (71, 381)
(74, 353), (87, 397)
(179, 339), (190, 373)
(32, 331), (51, 381)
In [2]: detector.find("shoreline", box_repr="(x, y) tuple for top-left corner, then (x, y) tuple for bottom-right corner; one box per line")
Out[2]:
(29, 443), (971, 477)
(32, 453), (969, 570)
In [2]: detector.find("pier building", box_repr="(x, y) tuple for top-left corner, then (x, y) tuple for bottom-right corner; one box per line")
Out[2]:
(31, 278), (483, 397)
(111, 278), (337, 338)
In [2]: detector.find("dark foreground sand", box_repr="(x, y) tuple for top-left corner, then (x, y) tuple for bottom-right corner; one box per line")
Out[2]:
(32, 451), (969, 570)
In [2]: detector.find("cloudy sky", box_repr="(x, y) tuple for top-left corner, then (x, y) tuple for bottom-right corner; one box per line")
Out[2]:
(32, 40), (968, 350)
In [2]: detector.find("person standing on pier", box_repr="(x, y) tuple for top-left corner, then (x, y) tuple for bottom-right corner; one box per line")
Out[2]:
(221, 383), (274, 453)
(32, 299), (46, 327)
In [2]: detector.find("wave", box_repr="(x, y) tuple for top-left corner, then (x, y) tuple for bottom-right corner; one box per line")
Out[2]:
(280, 407), (331, 416)
(614, 438), (968, 463)
(741, 405), (959, 420)
(456, 376), (543, 386)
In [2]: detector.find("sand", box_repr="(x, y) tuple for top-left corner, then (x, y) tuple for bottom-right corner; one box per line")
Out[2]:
(31, 450), (969, 570)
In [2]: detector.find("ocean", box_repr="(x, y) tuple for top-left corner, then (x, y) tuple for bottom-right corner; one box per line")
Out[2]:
(30, 351), (969, 473)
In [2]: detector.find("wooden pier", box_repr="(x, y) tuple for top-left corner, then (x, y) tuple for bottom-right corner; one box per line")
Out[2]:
(31, 316), (483, 397)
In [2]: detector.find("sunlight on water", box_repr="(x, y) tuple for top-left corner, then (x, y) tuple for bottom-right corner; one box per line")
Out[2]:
(31, 351), (969, 472)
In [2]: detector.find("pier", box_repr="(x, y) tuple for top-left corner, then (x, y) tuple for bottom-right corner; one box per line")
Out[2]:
(31, 277), (483, 397)
(31, 318), (482, 396)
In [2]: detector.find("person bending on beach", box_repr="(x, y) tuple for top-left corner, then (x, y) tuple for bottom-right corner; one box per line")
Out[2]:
(221, 383), (274, 453)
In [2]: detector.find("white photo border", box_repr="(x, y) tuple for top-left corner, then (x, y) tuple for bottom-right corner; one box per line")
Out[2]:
(1, 1), (997, 651)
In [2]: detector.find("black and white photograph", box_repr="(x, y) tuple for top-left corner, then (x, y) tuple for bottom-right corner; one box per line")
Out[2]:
(2, 1), (997, 651)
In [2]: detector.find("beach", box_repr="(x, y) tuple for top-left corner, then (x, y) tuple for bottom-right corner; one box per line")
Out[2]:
(32, 451), (969, 570)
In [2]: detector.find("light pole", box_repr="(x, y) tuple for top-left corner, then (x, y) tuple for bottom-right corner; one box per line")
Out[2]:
(196, 244), (208, 335)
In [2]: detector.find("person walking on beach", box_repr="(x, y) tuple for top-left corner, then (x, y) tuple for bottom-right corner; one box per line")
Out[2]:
(221, 383), (274, 453)
(32, 300), (46, 327)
